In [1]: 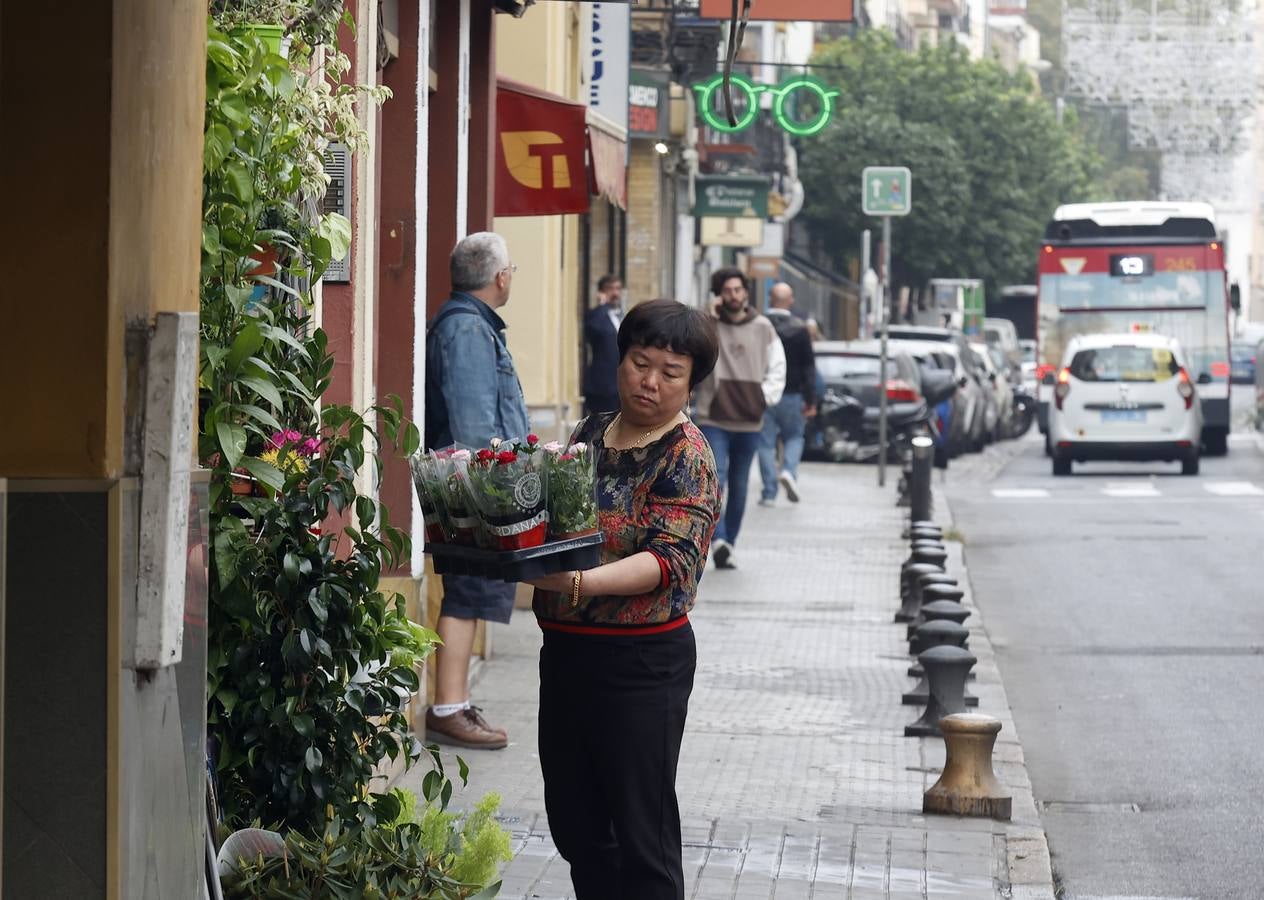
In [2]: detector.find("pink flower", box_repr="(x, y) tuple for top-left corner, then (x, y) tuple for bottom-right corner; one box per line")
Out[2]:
(450, 448), (472, 462)
(300, 437), (321, 457)
(543, 441), (565, 454)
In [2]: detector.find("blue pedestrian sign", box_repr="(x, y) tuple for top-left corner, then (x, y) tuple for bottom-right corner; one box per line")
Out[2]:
(862, 166), (912, 216)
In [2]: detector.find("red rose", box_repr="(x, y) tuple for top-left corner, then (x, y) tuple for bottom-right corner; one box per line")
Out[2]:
(527, 433), (539, 445)
(496, 450), (518, 464)
(559, 454), (575, 462)
(476, 448), (495, 462)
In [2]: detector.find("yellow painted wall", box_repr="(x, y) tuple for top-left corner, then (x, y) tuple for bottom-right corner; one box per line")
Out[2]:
(494, 3), (584, 442)
(0, 2), (204, 478)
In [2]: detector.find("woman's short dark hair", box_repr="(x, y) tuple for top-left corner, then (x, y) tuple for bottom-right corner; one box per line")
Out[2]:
(617, 299), (719, 388)
(710, 266), (749, 297)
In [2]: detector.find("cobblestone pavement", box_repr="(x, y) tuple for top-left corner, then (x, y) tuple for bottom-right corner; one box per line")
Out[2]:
(396, 461), (1055, 899)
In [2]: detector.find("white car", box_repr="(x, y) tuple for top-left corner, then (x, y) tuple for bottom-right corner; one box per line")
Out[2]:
(1048, 333), (1203, 476)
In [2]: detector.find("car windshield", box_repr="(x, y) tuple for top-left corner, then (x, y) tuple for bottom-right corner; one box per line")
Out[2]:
(1068, 345), (1180, 382)
(817, 355), (894, 381)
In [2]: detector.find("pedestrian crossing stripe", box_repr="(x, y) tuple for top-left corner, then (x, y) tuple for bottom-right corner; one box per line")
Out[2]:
(988, 483), (1264, 499)
(1202, 481), (1264, 496)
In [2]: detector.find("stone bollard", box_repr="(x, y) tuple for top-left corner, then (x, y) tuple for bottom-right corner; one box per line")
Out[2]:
(909, 436), (934, 523)
(904, 621), (976, 706)
(907, 584), (967, 639)
(920, 599), (971, 626)
(923, 713), (1012, 820)
(897, 563), (944, 623)
(905, 645), (977, 737)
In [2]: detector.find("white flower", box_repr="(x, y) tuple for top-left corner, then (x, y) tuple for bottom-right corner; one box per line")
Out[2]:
(489, 437), (503, 449)
(569, 442), (588, 454)
(543, 440), (565, 454)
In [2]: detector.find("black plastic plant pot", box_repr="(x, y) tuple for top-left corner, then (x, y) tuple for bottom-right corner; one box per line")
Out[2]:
(426, 531), (603, 583)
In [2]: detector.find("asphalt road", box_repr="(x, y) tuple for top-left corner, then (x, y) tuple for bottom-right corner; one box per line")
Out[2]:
(946, 392), (1264, 899)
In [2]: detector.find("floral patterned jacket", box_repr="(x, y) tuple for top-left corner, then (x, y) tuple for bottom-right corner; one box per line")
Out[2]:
(533, 413), (720, 631)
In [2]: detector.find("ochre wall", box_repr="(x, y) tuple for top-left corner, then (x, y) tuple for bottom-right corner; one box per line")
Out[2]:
(0, 2), (204, 478)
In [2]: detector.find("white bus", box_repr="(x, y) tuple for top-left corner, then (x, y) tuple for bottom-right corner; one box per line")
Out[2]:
(1035, 202), (1233, 455)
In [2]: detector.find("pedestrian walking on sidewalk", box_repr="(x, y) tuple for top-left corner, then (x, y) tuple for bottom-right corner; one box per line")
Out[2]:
(423, 232), (530, 750)
(582, 273), (625, 415)
(758, 282), (816, 505)
(694, 268), (786, 568)
(526, 298), (720, 900)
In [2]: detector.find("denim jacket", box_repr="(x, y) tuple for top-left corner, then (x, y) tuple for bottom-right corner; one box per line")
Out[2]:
(426, 292), (530, 449)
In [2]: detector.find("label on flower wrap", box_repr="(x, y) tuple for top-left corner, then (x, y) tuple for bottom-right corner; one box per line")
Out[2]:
(512, 472), (543, 510)
(485, 509), (549, 550)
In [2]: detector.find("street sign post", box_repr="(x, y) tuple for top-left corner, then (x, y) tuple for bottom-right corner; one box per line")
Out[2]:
(862, 166), (912, 488)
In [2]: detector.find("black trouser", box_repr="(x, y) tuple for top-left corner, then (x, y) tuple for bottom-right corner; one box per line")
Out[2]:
(538, 624), (696, 900)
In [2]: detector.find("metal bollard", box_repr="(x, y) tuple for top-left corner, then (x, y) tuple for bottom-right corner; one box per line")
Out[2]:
(920, 599), (971, 626)
(907, 584), (967, 639)
(905, 645), (977, 737)
(904, 620), (976, 706)
(909, 435), (934, 524)
(900, 572), (957, 626)
(898, 563), (945, 623)
(923, 713), (1012, 820)
(909, 525), (942, 543)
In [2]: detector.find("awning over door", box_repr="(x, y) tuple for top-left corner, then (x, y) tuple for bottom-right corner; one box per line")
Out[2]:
(494, 76), (627, 217)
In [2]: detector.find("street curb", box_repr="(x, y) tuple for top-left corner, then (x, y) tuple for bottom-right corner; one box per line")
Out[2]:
(935, 484), (1057, 900)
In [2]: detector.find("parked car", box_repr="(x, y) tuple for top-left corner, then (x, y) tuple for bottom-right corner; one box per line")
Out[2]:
(1047, 333), (1202, 476)
(971, 342), (1015, 440)
(884, 326), (992, 454)
(806, 342), (946, 463)
(1230, 341), (1257, 385)
(983, 317), (1023, 377)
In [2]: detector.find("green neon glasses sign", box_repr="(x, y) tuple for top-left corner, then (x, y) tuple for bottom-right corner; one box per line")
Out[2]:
(692, 74), (841, 137)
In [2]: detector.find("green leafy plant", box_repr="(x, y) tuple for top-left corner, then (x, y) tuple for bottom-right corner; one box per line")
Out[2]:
(221, 771), (512, 899)
(202, 10), (429, 835)
(544, 442), (598, 538)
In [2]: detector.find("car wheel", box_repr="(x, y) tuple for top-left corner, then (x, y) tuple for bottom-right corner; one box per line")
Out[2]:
(1052, 453), (1071, 476)
(1182, 453), (1200, 476)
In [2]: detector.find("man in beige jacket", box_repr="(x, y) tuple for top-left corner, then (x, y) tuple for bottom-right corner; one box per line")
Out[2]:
(694, 267), (786, 569)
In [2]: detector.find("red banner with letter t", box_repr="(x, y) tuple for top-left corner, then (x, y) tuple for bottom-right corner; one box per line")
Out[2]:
(495, 77), (590, 217)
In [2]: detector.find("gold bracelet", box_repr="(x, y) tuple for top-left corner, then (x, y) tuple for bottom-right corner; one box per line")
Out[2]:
(570, 570), (583, 608)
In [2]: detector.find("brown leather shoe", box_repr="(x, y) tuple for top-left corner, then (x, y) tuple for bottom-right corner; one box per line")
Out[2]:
(465, 705), (508, 741)
(425, 706), (508, 750)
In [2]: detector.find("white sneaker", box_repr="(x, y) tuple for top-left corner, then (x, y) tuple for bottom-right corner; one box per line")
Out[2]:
(757, 497), (775, 507)
(712, 539), (735, 569)
(779, 471), (800, 503)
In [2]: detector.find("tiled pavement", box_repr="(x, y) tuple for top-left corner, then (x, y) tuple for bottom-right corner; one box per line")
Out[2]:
(396, 462), (1055, 899)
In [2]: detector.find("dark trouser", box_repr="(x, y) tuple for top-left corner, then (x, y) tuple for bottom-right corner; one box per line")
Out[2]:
(538, 624), (696, 900)
(698, 425), (762, 545)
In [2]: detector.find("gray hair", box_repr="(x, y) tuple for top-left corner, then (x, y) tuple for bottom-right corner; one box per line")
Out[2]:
(450, 232), (510, 291)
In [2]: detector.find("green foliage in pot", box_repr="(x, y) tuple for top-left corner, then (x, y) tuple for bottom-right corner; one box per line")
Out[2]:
(202, 11), (425, 834)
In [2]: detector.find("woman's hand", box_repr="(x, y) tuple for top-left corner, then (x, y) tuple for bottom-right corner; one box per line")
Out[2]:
(525, 570), (579, 594)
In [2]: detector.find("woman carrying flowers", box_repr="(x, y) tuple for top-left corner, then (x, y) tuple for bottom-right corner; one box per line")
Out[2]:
(526, 299), (720, 900)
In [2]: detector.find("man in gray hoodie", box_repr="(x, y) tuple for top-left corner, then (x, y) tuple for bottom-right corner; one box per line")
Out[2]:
(694, 267), (786, 569)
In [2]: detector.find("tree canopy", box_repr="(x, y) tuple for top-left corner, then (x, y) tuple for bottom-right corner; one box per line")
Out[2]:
(798, 31), (1098, 300)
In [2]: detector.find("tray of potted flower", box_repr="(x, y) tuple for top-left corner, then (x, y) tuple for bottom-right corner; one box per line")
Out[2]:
(417, 435), (603, 581)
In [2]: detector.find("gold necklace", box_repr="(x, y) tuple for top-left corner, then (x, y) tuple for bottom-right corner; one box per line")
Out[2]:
(605, 413), (677, 448)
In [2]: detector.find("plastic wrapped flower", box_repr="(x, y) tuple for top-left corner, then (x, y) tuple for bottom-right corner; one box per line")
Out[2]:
(545, 442), (598, 539)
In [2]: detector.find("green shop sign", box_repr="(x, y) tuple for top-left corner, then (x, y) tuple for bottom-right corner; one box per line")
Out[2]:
(693, 175), (770, 218)
(692, 74), (841, 137)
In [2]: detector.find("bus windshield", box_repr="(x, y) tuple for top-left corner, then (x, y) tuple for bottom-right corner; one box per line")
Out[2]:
(1041, 270), (1212, 311)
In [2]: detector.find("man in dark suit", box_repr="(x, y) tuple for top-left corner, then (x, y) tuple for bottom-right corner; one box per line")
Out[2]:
(582, 274), (624, 414)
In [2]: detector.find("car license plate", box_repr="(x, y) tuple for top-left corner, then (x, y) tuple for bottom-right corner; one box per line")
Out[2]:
(1102, 409), (1145, 423)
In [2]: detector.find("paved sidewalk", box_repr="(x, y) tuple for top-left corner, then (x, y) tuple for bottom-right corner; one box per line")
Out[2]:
(397, 462), (1054, 899)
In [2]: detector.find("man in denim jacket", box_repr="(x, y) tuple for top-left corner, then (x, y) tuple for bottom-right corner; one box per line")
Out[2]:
(424, 232), (530, 749)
